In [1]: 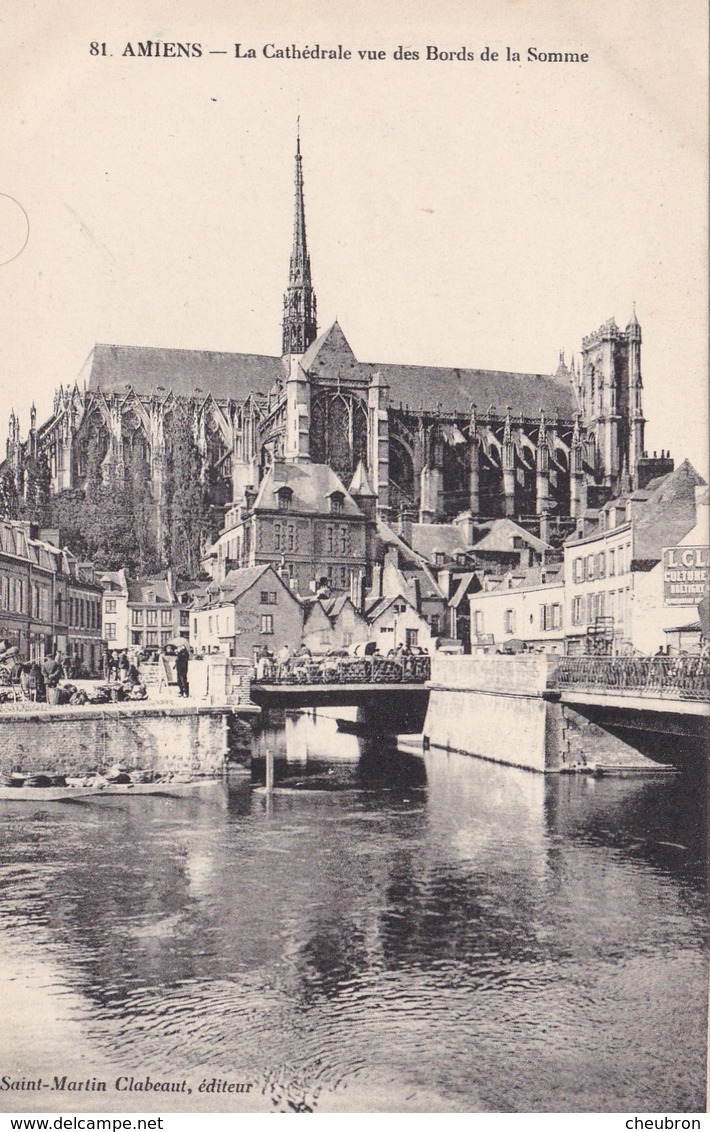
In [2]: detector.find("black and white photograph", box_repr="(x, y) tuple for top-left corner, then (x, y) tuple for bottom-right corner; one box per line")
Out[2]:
(0, 0), (707, 1120)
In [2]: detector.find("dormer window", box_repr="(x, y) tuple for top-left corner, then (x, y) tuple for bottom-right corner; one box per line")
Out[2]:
(434, 552), (446, 566)
(276, 487), (293, 512)
(329, 491), (345, 514)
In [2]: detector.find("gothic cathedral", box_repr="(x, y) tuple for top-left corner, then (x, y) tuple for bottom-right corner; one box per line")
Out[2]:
(3, 132), (670, 542)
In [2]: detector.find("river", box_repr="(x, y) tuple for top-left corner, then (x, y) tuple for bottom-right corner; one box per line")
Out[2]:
(0, 709), (706, 1113)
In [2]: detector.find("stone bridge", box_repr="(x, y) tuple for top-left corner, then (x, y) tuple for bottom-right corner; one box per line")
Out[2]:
(424, 653), (709, 773)
(251, 654), (431, 732)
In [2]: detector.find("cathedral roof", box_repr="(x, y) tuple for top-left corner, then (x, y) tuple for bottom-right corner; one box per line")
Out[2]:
(367, 361), (575, 417)
(301, 322), (577, 418)
(87, 344), (284, 401)
(83, 324), (578, 419)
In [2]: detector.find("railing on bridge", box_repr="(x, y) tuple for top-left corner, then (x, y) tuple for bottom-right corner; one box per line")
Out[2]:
(555, 655), (710, 702)
(254, 654), (431, 687)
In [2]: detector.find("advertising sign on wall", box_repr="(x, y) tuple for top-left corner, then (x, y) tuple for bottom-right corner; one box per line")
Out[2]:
(662, 546), (709, 606)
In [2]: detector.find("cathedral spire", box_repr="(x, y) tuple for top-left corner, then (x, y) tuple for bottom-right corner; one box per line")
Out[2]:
(282, 123), (318, 356)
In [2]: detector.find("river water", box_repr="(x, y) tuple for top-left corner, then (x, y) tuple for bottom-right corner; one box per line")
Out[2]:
(0, 710), (706, 1113)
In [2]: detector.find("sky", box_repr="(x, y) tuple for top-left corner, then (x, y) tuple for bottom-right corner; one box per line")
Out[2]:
(0, 0), (707, 473)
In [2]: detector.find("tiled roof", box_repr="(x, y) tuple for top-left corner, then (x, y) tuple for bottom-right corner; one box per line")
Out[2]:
(323, 594), (351, 619)
(412, 523), (469, 561)
(127, 576), (175, 604)
(302, 323), (577, 418)
(633, 460), (706, 561)
(254, 462), (364, 517)
(470, 518), (551, 554)
(219, 564), (276, 602)
(449, 572), (477, 608)
(88, 344), (284, 401)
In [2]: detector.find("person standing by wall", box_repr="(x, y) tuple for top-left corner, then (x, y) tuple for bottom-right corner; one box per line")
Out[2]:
(175, 645), (190, 698)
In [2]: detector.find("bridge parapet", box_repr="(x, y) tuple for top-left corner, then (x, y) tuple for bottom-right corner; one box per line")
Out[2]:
(555, 655), (710, 702)
(254, 654), (431, 687)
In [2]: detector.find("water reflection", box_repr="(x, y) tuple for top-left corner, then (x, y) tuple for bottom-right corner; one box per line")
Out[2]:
(0, 708), (706, 1113)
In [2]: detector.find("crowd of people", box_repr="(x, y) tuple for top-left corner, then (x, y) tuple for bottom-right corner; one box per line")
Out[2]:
(0, 640), (191, 704)
(103, 644), (190, 698)
(0, 641), (103, 704)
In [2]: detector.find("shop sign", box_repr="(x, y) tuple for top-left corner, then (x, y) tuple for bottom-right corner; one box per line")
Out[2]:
(662, 546), (709, 605)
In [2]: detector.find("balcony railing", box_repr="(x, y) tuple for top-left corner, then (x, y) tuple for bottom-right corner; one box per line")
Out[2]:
(555, 655), (710, 702)
(254, 654), (431, 686)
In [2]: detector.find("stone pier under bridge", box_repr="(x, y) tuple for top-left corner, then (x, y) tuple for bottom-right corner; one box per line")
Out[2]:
(424, 654), (709, 773)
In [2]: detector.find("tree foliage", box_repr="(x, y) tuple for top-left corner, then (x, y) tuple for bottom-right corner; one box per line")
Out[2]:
(161, 402), (210, 577)
(0, 469), (19, 521)
(42, 402), (209, 576)
(20, 452), (52, 525)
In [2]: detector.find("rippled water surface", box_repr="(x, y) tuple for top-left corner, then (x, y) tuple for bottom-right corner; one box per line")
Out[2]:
(0, 710), (707, 1113)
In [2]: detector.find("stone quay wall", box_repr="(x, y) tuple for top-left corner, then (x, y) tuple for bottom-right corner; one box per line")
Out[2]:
(424, 654), (567, 773)
(424, 655), (668, 773)
(0, 704), (241, 778)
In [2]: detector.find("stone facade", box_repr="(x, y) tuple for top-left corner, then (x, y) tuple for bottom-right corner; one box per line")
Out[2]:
(191, 563), (303, 662)
(0, 519), (103, 670)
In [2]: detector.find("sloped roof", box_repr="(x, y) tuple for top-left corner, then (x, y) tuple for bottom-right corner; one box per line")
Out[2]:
(375, 520), (429, 568)
(302, 598), (332, 630)
(88, 344), (284, 401)
(364, 592), (417, 622)
(254, 462), (363, 517)
(633, 460), (706, 561)
(84, 321), (577, 417)
(449, 572), (477, 608)
(323, 594), (353, 620)
(301, 323), (577, 417)
(98, 568), (130, 595)
(219, 563), (281, 602)
(470, 518), (551, 554)
(127, 576), (175, 604)
(349, 461), (377, 498)
(301, 320), (357, 371)
(399, 566), (445, 601)
(371, 362), (575, 416)
(412, 523), (469, 561)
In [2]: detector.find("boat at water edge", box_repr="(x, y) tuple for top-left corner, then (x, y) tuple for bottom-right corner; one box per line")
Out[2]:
(0, 778), (225, 802)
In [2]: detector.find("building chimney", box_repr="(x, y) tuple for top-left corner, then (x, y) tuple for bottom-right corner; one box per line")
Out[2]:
(453, 510), (475, 544)
(370, 563), (383, 599)
(397, 508), (414, 546)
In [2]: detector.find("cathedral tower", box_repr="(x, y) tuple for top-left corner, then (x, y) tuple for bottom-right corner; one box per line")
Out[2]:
(282, 127), (318, 357)
(283, 127), (317, 463)
(580, 312), (646, 491)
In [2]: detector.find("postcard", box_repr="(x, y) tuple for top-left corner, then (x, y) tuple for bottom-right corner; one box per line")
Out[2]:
(0, 0), (707, 1120)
